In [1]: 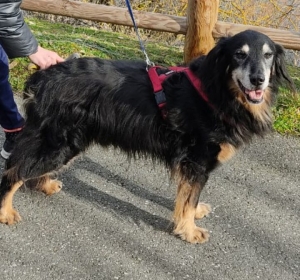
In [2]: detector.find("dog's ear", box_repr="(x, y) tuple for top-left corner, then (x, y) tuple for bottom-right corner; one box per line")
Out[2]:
(190, 37), (230, 77)
(273, 44), (296, 92)
(205, 37), (229, 65)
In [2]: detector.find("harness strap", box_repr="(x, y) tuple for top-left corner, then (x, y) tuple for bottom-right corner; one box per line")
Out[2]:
(148, 66), (209, 117)
(184, 68), (209, 103)
(148, 66), (175, 110)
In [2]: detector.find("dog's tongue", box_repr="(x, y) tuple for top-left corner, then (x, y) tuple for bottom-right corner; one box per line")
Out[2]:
(246, 89), (264, 101)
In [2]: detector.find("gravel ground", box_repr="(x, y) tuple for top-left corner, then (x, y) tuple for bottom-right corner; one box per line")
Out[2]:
(0, 96), (299, 280)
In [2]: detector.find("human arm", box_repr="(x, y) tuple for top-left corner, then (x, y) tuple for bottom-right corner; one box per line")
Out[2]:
(0, 0), (64, 68)
(0, 1), (38, 58)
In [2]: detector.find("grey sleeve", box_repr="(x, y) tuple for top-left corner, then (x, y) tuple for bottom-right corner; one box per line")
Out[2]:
(0, 1), (38, 58)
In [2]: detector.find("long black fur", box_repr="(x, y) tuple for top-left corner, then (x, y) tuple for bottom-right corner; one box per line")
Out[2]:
(0, 30), (294, 241)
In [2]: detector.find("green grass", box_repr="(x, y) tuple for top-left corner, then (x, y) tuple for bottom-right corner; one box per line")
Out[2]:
(9, 18), (300, 136)
(273, 65), (300, 136)
(9, 18), (183, 92)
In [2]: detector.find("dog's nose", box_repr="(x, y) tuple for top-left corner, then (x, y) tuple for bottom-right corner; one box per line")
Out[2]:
(250, 74), (265, 86)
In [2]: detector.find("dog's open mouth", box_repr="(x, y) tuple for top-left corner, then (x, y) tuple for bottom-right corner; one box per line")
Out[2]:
(238, 81), (264, 104)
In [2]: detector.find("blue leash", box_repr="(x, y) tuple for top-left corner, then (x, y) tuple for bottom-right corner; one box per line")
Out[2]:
(125, 0), (154, 67)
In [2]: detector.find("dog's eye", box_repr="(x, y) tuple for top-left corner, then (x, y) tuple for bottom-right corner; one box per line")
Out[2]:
(264, 52), (273, 59)
(234, 51), (247, 60)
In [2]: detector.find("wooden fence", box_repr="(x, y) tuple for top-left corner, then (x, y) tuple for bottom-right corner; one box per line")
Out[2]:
(21, 0), (300, 63)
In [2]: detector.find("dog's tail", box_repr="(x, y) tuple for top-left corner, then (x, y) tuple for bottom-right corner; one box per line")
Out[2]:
(22, 71), (42, 129)
(23, 68), (43, 98)
(23, 53), (81, 101)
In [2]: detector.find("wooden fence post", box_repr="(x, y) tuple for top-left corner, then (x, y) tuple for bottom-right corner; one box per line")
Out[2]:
(184, 0), (219, 64)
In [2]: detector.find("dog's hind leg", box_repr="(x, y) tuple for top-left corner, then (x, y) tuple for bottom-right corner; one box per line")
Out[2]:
(0, 174), (62, 225)
(0, 132), (81, 225)
(25, 175), (63, 196)
(0, 158), (75, 225)
(172, 168), (210, 244)
(36, 176), (62, 196)
(0, 172), (23, 225)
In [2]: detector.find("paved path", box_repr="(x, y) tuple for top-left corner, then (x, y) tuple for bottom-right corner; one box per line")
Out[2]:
(0, 96), (299, 280)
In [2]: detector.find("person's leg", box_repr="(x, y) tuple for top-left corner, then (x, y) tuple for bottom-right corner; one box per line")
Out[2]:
(0, 45), (24, 159)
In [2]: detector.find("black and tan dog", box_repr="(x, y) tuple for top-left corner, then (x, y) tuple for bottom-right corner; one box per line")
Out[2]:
(0, 30), (294, 243)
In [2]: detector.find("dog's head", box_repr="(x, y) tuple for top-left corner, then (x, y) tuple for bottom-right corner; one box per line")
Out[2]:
(195, 30), (294, 108)
(226, 30), (286, 105)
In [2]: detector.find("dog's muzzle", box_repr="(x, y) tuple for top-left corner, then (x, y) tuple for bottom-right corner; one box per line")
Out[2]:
(238, 80), (264, 104)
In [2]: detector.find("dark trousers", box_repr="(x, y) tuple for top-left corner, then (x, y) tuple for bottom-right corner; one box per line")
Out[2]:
(0, 44), (24, 131)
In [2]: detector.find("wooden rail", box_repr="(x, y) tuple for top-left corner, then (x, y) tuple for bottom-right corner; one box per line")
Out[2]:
(21, 0), (300, 54)
(22, 0), (187, 34)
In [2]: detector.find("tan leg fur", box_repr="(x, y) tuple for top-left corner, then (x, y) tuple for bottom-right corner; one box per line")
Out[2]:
(0, 181), (23, 225)
(37, 176), (62, 195)
(173, 181), (210, 244)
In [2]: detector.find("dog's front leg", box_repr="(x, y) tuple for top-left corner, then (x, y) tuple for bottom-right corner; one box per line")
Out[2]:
(173, 177), (210, 244)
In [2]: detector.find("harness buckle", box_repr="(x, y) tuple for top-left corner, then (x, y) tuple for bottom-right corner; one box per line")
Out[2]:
(154, 90), (166, 107)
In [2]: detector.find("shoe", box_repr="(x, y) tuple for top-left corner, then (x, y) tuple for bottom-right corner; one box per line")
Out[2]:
(1, 131), (21, 159)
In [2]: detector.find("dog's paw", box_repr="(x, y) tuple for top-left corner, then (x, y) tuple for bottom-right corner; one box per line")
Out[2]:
(40, 179), (62, 196)
(0, 207), (21, 225)
(195, 203), (211, 219)
(174, 226), (210, 244)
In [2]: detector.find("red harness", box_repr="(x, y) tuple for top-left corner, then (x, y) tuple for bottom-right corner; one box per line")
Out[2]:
(147, 66), (209, 117)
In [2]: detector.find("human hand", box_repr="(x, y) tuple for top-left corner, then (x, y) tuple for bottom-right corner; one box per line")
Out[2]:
(28, 46), (65, 69)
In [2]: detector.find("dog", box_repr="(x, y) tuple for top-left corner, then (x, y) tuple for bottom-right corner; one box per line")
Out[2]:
(0, 30), (294, 243)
